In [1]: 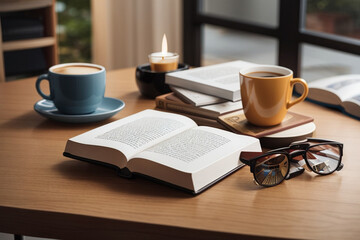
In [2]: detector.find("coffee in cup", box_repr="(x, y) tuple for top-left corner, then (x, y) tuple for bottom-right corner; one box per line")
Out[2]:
(245, 71), (284, 78)
(36, 63), (106, 115)
(51, 65), (102, 75)
(239, 65), (308, 126)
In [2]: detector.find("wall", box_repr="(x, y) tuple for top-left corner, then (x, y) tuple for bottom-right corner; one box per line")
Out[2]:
(91, 0), (182, 70)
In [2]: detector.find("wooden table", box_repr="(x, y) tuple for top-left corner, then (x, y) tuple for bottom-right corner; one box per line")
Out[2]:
(0, 68), (359, 240)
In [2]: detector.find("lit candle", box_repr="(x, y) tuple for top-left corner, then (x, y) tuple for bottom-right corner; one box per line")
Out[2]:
(149, 34), (179, 72)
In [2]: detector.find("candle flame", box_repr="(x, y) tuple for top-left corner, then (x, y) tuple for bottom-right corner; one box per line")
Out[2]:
(161, 34), (168, 56)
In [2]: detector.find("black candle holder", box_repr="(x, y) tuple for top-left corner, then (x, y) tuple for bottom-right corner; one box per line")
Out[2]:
(135, 63), (189, 99)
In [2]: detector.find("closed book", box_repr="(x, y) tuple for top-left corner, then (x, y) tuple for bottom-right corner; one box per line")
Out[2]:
(165, 60), (257, 101)
(155, 93), (242, 120)
(170, 86), (227, 106)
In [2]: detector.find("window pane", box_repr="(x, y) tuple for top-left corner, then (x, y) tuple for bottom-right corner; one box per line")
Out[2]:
(305, 0), (360, 40)
(201, 0), (279, 27)
(202, 25), (277, 66)
(301, 43), (360, 82)
(56, 0), (92, 63)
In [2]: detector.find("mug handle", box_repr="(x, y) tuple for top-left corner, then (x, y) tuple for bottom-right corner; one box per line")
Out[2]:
(36, 74), (52, 100)
(287, 78), (309, 109)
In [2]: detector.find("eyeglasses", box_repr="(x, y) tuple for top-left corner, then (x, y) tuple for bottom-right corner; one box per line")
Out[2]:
(240, 138), (344, 187)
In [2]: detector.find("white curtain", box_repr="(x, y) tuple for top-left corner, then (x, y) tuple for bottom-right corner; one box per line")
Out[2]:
(91, 0), (182, 70)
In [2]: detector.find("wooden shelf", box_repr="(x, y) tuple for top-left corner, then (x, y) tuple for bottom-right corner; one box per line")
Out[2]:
(2, 37), (56, 51)
(0, 0), (53, 12)
(0, 0), (57, 82)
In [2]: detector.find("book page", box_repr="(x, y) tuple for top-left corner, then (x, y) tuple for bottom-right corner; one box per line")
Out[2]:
(130, 126), (259, 173)
(347, 94), (360, 103)
(68, 110), (197, 161)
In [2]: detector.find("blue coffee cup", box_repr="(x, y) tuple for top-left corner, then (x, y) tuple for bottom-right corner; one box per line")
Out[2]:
(36, 63), (106, 115)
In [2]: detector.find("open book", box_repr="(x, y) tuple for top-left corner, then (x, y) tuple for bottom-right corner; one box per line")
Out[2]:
(165, 60), (257, 101)
(305, 74), (360, 119)
(63, 110), (261, 194)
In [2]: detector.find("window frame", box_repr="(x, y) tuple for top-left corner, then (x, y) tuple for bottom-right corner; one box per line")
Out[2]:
(183, 0), (360, 77)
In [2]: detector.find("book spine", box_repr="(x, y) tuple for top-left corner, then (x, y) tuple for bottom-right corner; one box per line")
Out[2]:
(155, 98), (218, 119)
(63, 152), (134, 179)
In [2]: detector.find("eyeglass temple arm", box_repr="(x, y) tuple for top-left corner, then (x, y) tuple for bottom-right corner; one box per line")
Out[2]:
(290, 138), (343, 147)
(240, 151), (264, 165)
(307, 137), (340, 143)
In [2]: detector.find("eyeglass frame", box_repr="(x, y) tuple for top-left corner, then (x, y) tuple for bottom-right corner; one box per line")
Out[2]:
(240, 138), (344, 187)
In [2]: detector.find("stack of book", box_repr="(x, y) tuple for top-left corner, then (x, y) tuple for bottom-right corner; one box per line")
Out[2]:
(155, 60), (316, 146)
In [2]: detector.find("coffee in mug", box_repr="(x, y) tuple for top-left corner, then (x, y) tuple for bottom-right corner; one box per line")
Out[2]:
(51, 65), (102, 75)
(239, 65), (308, 126)
(246, 71), (284, 78)
(36, 63), (106, 115)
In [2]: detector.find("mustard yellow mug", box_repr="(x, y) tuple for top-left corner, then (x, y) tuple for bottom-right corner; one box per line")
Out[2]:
(239, 65), (308, 126)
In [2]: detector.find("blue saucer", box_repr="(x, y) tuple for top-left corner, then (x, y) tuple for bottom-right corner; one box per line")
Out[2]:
(34, 97), (125, 123)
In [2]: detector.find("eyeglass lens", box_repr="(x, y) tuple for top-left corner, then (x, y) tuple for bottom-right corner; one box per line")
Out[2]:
(254, 154), (289, 186)
(306, 144), (341, 174)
